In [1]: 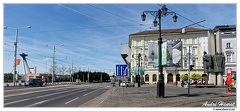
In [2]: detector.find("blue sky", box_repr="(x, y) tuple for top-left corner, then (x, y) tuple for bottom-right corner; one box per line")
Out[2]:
(3, 3), (237, 75)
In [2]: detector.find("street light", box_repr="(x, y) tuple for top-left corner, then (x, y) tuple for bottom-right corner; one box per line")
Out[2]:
(4, 26), (31, 86)
(46, 44), (64, 85)
(138, 53), (141, 87)
(141, 5), (178, 97)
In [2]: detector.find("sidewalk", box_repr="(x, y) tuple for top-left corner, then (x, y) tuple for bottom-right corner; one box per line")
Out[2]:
(91, 84), (236, 107)
(4, 82), (74, 86)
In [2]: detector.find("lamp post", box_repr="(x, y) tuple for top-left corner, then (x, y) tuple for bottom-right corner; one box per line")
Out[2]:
(46, 44), (64, 85)
(4, 26), (31, 86)
(138, 53), (141, 87)
(141, 5), (178, 97)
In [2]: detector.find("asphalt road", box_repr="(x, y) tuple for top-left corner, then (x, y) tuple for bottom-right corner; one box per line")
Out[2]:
(4, 83), (112, 107)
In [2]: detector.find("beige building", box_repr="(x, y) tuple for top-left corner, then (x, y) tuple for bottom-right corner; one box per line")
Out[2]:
(25, 73), (49, 82)
(127, 28), (209, 84)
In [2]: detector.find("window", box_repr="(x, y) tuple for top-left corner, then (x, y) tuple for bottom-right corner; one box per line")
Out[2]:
(136, 49), (140, 55)
(184, 39), (187, 44)
(136, 41), (141, 46)
(153, 74), (157, 82)
(184, 48), (187, 55)
(192, 38), (195, 44)
(145, 74), (149, 82)
(192, 48), (195, 55)
(192, 59), (196, 66)
(184, 60), (187, 67)
(226, 54), (231, 62)
(226, 43), (231, 49)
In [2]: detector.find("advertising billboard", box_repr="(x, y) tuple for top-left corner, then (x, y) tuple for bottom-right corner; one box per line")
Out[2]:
(147, 39), (182, 67)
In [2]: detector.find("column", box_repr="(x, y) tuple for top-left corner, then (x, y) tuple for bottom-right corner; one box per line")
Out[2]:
(173, 74), (176, 84)
(208, 30), (216, 85)
(216, 31), (223, 86)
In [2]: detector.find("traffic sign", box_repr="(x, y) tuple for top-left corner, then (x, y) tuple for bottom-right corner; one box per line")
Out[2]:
(116, 64), (128, 76)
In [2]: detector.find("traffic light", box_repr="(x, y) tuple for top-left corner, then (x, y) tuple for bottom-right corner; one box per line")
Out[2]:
(189, 65), (194, 71)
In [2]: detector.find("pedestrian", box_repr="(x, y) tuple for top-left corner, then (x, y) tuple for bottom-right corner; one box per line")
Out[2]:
(45, 79), (47, 85)
(175, 81), (178, 87)
(181, 80), (184, 87)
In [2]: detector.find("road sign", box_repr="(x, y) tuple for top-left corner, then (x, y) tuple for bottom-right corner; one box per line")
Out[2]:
(116, 64), (128, 77)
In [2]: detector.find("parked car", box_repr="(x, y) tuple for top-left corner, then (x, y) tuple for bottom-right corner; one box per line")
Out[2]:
(24, 78), (43, 86)
(120, 81), (135, 87)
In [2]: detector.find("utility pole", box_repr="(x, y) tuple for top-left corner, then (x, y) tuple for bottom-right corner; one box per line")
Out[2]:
(88, 66), (89, 82)
(13, 28), (18, 86)
(52, 46), (56, 85)
(101, 72), (102, 82)
(72, 61), (73, 83)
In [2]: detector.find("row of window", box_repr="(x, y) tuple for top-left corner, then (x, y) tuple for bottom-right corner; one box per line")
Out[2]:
(135, 38), (197, 47)
(135, 40), (232, 49)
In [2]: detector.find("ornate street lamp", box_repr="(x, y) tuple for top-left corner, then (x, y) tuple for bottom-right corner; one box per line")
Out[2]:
(138, 53), (141, 87)
(141, 5), (178, 97)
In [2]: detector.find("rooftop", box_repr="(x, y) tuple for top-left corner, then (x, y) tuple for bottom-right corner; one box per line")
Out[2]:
(130, 27), (209, 36)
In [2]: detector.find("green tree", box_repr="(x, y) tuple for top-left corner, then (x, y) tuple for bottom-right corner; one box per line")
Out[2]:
(4, 73), (13, 82)
(180, 74), (188, 81)
(190, 74), (202, 80)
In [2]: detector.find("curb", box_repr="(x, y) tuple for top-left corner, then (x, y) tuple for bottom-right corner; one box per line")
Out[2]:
(79, 87), (116, 107)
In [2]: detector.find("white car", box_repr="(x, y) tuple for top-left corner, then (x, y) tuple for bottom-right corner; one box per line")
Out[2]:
(120, 81), (135, 87)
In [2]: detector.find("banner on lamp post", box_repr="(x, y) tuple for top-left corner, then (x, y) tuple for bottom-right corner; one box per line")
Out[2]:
(162, 42), (167, 65)
(15, 58), (20, 65)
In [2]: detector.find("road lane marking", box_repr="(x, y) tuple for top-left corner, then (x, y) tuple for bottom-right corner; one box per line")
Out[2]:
(4, 87), (72, 98)
(111, 87), (116, 93)
(65, 97), (79, 104)
(83, 88), (102, 96)
(35, 89), (85, 98)
(26, 100), (48, 107)
(79, 89), (87, 92)
(5, 88), (87, 105)
(4, 98), (30, 106)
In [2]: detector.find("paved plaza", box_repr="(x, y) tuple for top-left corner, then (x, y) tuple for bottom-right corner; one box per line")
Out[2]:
(81, 84), (236, 107)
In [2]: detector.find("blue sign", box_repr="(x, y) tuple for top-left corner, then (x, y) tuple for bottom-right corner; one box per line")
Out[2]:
(116, 64), (128, 76)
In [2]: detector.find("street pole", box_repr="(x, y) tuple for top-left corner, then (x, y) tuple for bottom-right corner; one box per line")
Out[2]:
(188, 46), (191, 96)
(13, 28), (18, 86)
(52, 46), (55, 85)
(4, 26), (31, 86)
(157, 9), (164, 97)
(141, 5), (177, 97)
(88, 66), (89, 82)
(138, 53), (141, 87)
(72, 61), (73, 83)
(101, 72), (102, 82)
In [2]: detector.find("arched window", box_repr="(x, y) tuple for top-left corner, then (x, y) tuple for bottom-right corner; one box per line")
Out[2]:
(176, 74), (180, 81)
(153, 74), (157, 82)
(145, 74), (149, 82)
(167, 73), (173, 83)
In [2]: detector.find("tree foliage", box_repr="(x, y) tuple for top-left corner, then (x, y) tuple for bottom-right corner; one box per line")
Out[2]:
(73, 71), (110, 82)
(190, 74), (202, 80)
(180, 74), (188, 81)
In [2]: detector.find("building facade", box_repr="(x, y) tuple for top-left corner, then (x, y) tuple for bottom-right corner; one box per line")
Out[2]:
(213, 25), (236, 81)
(128, 28), (209, 84)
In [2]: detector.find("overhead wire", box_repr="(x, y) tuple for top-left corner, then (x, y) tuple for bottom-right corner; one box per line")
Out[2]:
(157, 4), (210, 29)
